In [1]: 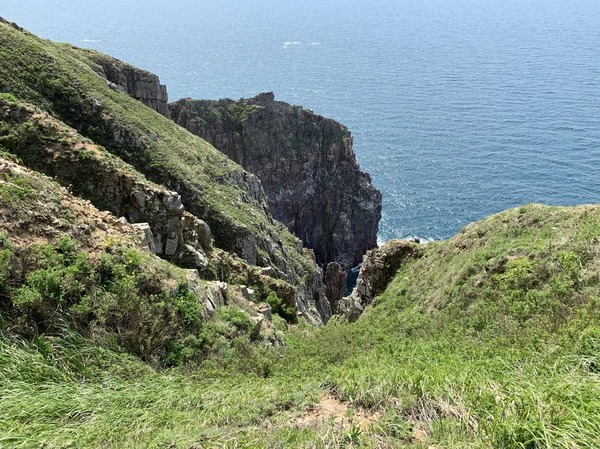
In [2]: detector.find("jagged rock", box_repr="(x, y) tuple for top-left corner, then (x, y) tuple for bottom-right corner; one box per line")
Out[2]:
(339, 240), (422, 322)
(162, 191), (185, 215)
(131, 190), (147, 210)
(324, 262), (347, 313)
(185, 270), (229, 318)
(131, 222), (157, 253)
(87, 54), (169, 116)
(179, 244), (209, 270)
(195, 219), (212, 250)
(250, 316), (264, 339)
(0, 100), (214, 267)
(207, 282), (228, 311)
(258, 303), (272, 321)
(165, 238), (178, 256)
(241, 285), (255, 301)
(169, 93), (382, 270)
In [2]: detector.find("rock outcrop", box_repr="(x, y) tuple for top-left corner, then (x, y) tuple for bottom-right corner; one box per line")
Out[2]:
(0, 100), (212, 273)
(85, 51), (169, 116)
(324, 262), (347, 313)
(339, 240), (421, 321)
(169, 93), (382, 271)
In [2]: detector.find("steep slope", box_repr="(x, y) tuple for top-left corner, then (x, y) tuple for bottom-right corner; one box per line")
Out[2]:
(0, 20), (331, 322)
(3, 202), (600, 448)
(0, 154), (280, 366)
(170, 93), (382, 270)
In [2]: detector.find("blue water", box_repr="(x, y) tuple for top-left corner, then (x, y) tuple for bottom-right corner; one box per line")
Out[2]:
(4, 0), (600, 243)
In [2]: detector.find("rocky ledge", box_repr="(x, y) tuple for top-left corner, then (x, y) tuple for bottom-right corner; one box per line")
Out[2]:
(169, 93), (382, 271)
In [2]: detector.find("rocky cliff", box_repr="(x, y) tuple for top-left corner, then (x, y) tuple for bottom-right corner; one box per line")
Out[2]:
(81, 50), (170, 116)
(169, 93), (382, 271)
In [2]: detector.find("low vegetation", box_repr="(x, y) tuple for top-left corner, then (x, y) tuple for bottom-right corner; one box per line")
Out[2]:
(1, 204), (599, 448)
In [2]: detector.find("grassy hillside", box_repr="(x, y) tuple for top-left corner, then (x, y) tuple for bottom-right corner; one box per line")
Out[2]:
(2, 203), (600, 448)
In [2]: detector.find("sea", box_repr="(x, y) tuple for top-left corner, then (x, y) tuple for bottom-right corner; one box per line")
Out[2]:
(3, 0), (600, 244)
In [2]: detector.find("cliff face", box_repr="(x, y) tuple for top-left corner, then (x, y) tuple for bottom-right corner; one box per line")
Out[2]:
(169, 93), (382, 271)
(81, 50), (170, 116)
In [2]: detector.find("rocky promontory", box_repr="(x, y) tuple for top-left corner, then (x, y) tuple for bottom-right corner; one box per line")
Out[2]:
(169, 93), (382, 271)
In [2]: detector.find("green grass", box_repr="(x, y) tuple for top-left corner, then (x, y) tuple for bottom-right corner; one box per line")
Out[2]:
(1, 204), (600, 447)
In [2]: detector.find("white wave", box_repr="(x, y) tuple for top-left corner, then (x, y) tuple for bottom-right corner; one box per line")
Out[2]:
(284, 41), (302, 46)
(309, 42), (321, 45)
(82, 39), (101, 43)
(377, 235), (435, 246)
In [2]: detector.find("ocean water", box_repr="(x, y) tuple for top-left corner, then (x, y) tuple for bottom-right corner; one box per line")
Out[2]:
(3, 0), (600, 243)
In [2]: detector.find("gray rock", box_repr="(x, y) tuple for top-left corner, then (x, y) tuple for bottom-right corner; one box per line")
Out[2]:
(339, 240), (421, 322)
(169, 93), (382, 270)
(250, 316), (264, 339)
(196, 219), (212, 250)
(258, 302), (272, 321)
(131, 222), (157, 253)
(131, 190), (147, 210)
(324, 262), (347, 313)
(89, 54), (169, 116)
(241, 285), (255, 301)
(162, 192), (184, 215)
(165, 238), (178, 256)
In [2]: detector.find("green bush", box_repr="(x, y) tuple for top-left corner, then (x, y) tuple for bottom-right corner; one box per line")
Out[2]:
(266, 291), (298, 323)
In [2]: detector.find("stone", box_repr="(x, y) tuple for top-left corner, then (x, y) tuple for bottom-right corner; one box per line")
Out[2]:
(162, 192), (184, 215)
(241, 285), (255, 301)
(131, 222), (157, 253)
(208, 282), (228, 307)
(250, 316), (264, 339)
(131, 190), (146, 210)
(196, 219), (212, 250)
(258, 302), (272, 321)
(165, 238), (178, 256)
(88, 54), (170, 116)
(324, 262), (347, 313)
(179, 244), (209, 270)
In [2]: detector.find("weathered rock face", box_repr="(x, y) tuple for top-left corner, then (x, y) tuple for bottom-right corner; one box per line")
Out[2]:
(0, 20), (334, 325)
(169, 93), (382, 271)
(324, 262), (347, 313)
(0, 100), (212, 273)
(87, 53), (169, 116)
(339, 240), (422, 322)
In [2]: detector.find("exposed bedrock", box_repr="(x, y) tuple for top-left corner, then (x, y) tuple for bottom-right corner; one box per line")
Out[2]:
(339, 240), (422, 321)
(169, 92), (382, 272)
(86, 52), (170, 116)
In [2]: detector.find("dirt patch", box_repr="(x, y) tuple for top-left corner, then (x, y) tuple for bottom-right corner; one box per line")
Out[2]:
(293, 394), (381, 432)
